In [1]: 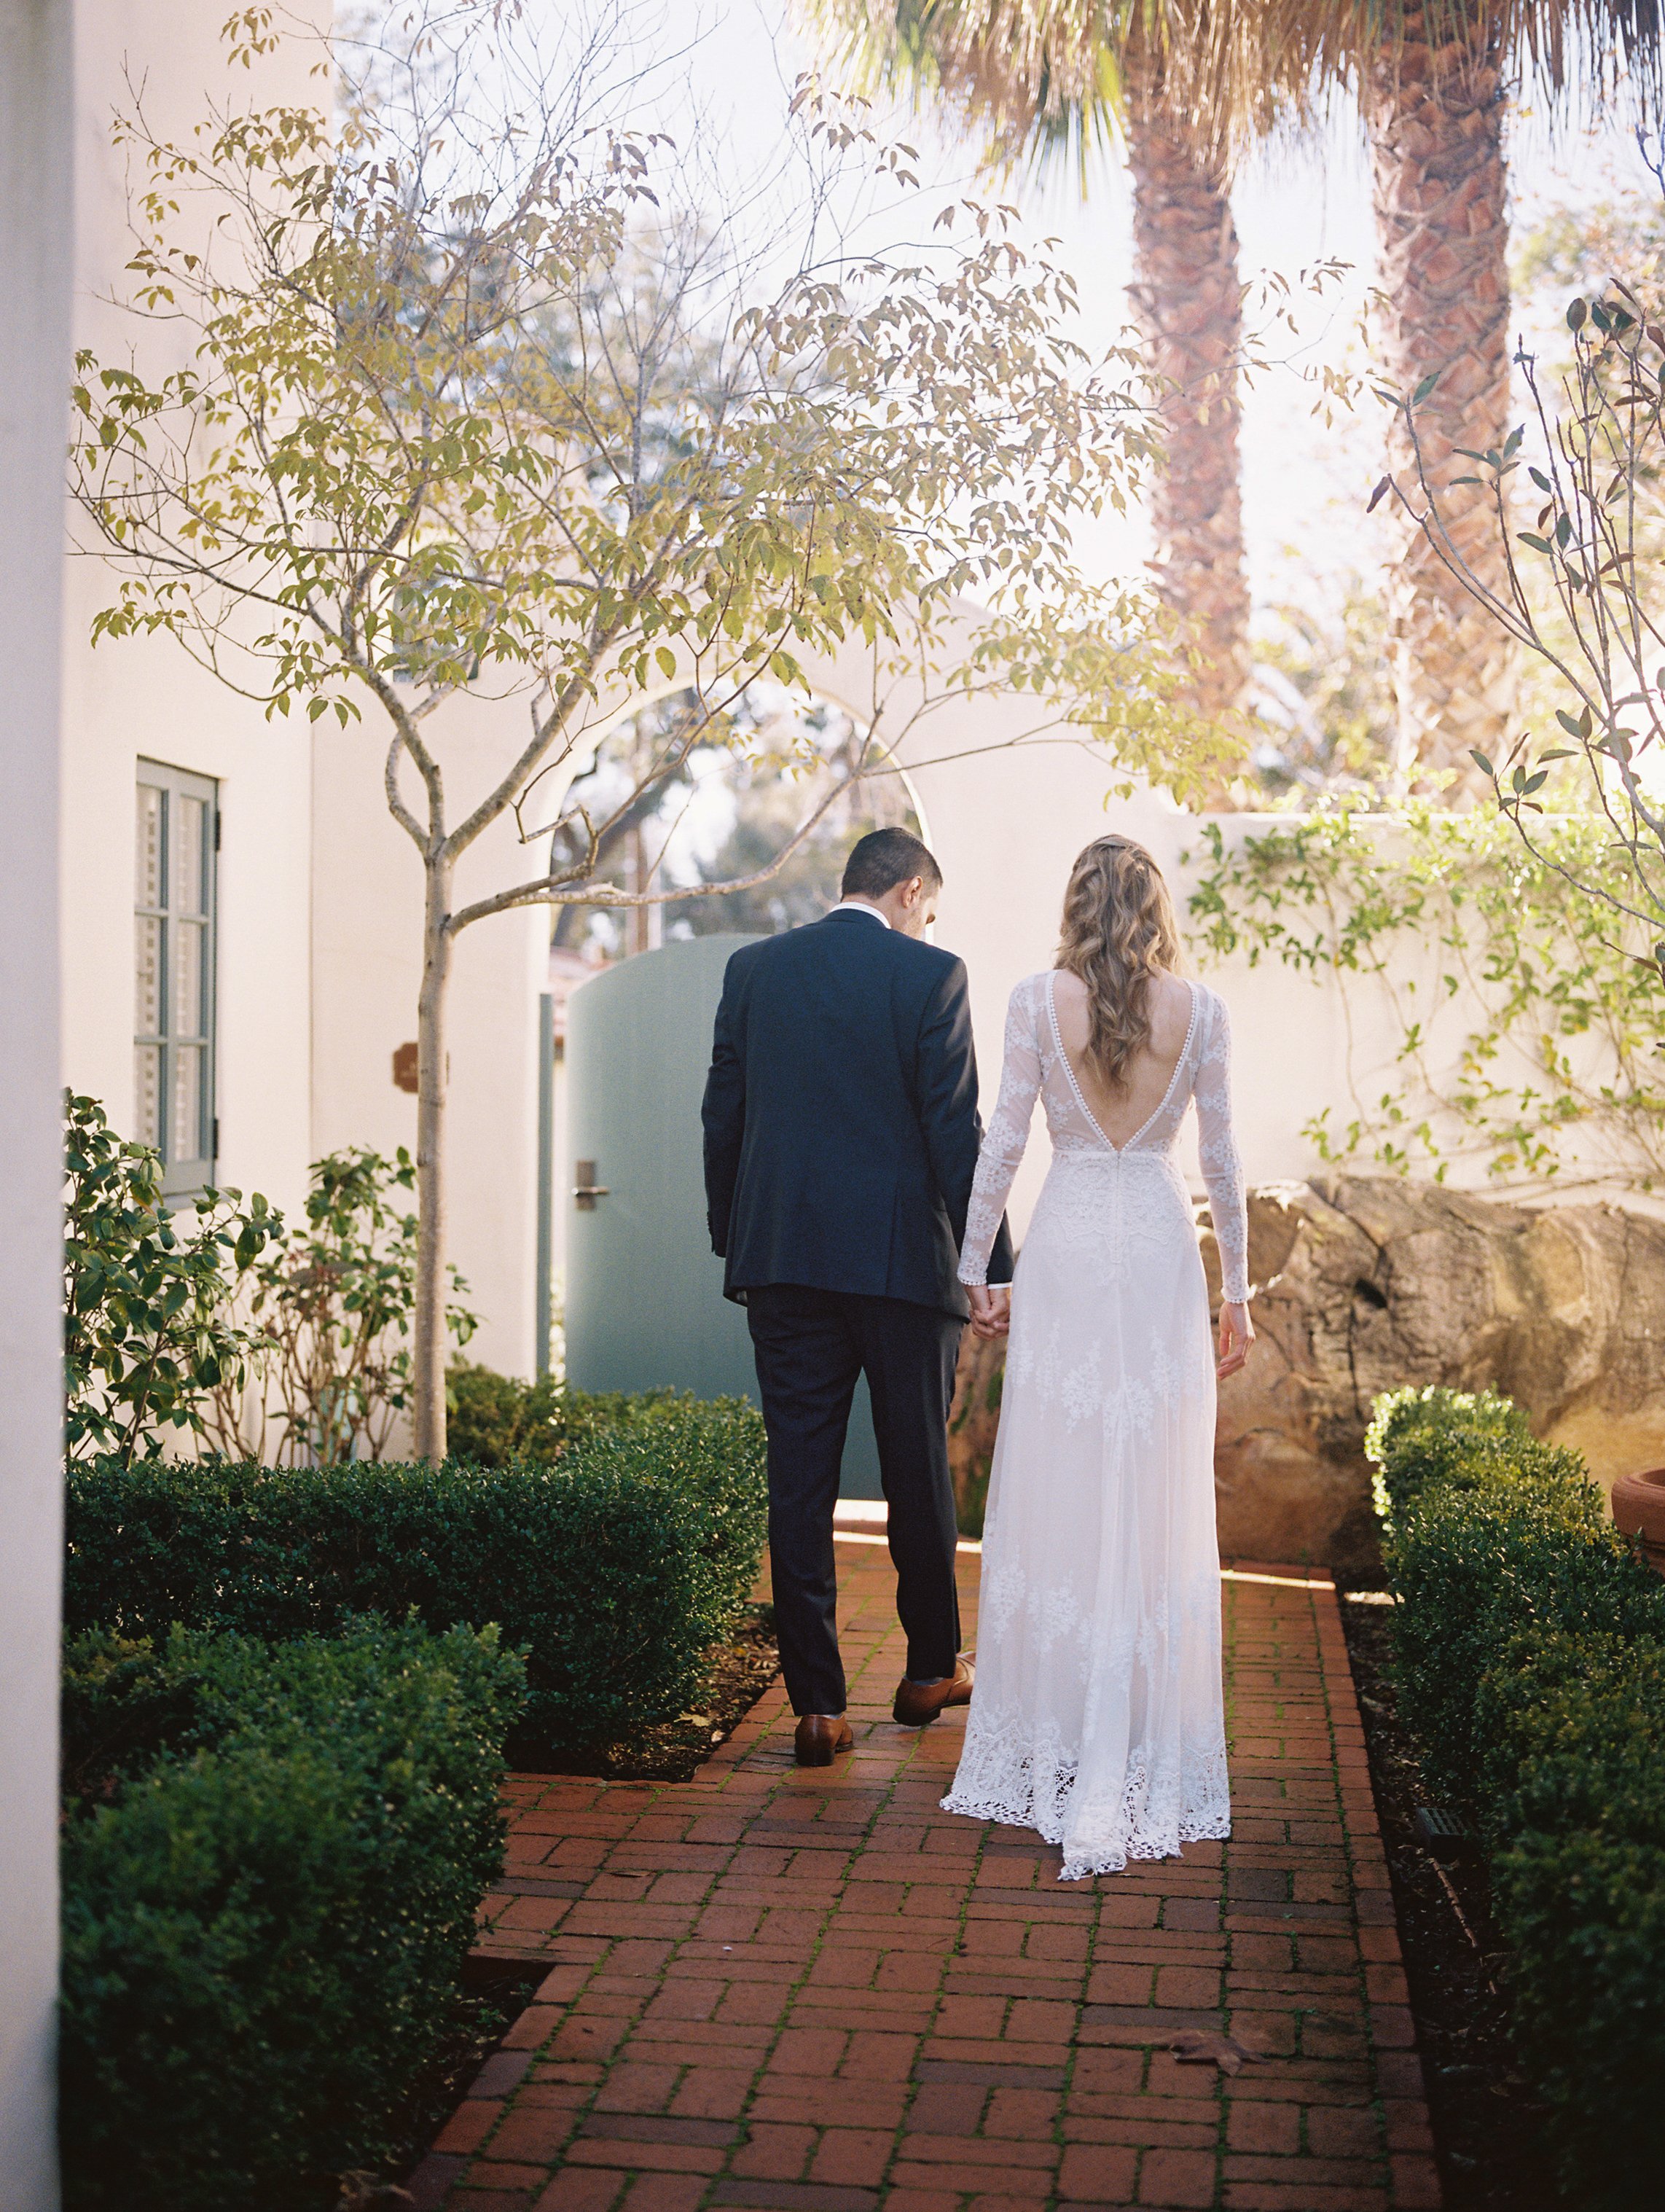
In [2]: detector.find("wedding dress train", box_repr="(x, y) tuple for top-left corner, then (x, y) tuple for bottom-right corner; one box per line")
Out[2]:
(944, 971), (1249, 1880)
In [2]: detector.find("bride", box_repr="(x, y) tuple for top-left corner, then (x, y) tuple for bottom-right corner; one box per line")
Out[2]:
(944, 835), (1253, 1880)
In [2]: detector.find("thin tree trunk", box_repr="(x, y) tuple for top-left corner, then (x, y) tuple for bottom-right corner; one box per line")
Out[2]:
(412, 855), (453, 1462)
(1366, 8), (1516, 800)
(1126, 60), (1250, 747)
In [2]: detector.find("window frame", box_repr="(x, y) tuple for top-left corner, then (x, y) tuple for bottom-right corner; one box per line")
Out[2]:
(134, 759), (219, 1199)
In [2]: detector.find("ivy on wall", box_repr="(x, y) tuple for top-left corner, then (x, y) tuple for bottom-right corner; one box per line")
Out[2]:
(1185, 801), (1665, 1190)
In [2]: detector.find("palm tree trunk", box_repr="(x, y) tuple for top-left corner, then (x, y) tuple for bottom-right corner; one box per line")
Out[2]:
(1366, 8), (1516, 798)
(1125, 64), (1250, 741)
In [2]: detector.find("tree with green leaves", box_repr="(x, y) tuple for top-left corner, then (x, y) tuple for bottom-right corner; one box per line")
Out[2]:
(71, 4), (1210, 1456)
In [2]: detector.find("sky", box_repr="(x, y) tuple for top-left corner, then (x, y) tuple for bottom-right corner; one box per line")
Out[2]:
(565, 0), (1657, 630)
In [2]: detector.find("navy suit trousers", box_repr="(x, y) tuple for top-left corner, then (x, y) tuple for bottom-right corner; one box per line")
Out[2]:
(745, 1283), (965, 1716)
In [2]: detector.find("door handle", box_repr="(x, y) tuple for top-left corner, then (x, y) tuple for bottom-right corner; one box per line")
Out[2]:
(573, 1159), (610, 1211)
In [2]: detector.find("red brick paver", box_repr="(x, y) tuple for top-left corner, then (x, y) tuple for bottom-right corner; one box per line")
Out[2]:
(411, 1541), (1439, 2212)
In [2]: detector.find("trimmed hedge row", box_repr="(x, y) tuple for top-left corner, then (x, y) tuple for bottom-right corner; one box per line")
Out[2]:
(65, 1395), (768, 1751)
(445, 1362), (681, 1466)
(60, 1617), (525, 2211)
(1366, 1386), (1665, 2208)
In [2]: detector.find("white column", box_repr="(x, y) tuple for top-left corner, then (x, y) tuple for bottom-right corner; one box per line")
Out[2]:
(0, 2), (72, 2205)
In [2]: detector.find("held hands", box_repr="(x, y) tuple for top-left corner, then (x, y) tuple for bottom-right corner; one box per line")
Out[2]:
(1217, 1300), (1255, 1380)
(970, 1287), (1248, 1364)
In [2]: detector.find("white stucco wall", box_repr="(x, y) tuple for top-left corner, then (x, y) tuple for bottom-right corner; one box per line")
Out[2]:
(1, 3), (72, 2200)
(309, 696), (548, 1381)
(59, 4), (324, 1227)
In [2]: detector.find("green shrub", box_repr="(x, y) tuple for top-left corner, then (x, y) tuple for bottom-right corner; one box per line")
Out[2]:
(63, 1090), (281, 1464)
(445, 1359), (679, 1467)
(1366, 1383), (1665, 2208)
(60, 1616), (524, 2212)
(1472, 1627), (1665, 2207)
(1383, 1461), (1663, 1806)
(1366, 1383), (1641, 1802)
(66, 1396), (768, 1751)
(1364, 1383), (1540, 1525)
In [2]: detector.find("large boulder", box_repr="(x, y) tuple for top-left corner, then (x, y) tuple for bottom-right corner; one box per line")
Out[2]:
(1199, 1176), (1665, 1578)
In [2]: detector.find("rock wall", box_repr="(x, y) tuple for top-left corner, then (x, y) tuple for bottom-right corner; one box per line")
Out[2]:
(948, 1176), (1665, 1578)
(1200, 1176), (1665, 1578)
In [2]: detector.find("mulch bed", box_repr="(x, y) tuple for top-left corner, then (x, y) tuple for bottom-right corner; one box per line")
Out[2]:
(506, 1602), (782, 1783)
(370, 1956), (548, 2206)
(1338, 1589), (1562, 2211)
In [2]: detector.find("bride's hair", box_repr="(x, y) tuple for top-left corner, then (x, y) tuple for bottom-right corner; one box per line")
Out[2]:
(1056, 837), (1182, 1092)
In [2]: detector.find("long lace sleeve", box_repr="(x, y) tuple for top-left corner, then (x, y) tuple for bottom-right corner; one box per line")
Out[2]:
(957, 979), (1043, 1286)
(1194, 989), (1249, 1305)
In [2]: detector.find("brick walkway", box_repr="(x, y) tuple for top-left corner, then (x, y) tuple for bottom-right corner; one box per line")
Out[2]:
(411, 1539), (1440, 2212)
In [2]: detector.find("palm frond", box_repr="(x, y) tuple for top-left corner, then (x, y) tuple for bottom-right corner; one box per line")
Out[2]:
(798, 0), (1665, 175)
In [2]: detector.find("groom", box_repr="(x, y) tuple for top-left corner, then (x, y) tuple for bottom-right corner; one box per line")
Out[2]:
(702, 828), (1014, 1765)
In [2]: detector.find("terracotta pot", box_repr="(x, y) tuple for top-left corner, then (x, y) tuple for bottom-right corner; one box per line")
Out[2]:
(1610, 1465), (1665, 1574)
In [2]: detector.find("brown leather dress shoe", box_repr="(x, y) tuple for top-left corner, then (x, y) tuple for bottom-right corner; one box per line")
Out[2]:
(893, 1657), (974, 1727)
(794, 1713), (854, 1766)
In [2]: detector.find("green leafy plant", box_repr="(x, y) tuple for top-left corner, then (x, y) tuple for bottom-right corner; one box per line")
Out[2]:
(205, 1147), (477, 1466)
(1472, 1629), (1665, 2212)
(64, 1092), (281, 1464)
(60, 1615), (525, 2212)
(1187, 800), (1665, 1187)
(1365, 1384), (1665, 2206)
(445, 1360), (679, 1466)
(1363, 1382), (1539, 1527)
(65, 1396), (767, 1751)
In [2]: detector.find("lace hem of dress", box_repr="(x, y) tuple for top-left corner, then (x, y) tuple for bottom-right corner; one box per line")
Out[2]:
(941, 1736), (1230, 1882)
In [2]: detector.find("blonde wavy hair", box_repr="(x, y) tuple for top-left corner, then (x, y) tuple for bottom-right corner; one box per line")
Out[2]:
(1056, 837), (1183, 1093)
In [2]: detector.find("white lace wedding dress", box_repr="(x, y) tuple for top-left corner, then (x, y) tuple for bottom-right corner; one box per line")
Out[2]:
(944, 971), (1249, 1880)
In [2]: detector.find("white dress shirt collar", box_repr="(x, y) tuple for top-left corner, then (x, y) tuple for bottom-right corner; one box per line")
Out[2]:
(828, 899), (890, 928)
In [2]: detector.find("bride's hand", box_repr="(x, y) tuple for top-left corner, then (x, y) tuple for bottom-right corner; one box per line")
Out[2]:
(967, 1285), (1011, 1340)
(1217, 1300), (1254, 1379)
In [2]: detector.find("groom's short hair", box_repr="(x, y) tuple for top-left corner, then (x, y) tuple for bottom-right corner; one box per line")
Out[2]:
(842, 828), (942, 900)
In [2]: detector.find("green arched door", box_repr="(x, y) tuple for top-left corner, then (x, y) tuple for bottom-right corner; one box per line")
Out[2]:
(564, 934), (882, 1496)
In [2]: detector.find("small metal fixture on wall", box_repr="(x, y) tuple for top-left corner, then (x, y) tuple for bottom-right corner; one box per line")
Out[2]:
(572, 1160), (610, 1211)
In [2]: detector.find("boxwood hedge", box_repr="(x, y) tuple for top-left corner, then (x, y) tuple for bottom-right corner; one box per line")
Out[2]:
(444, 1363), (681, 1466)
(65, 1394), (768, 1752)
(1366, 1385), (1665, 2206)
(60, 1616), (525, 2212)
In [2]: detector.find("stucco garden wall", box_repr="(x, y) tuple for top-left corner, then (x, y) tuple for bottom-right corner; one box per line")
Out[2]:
(58, 4), (328, 1229)
(309, 696), (548, 1383)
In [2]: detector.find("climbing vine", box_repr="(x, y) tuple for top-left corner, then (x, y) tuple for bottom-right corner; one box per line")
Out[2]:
(1185, 801), (1665, 1190)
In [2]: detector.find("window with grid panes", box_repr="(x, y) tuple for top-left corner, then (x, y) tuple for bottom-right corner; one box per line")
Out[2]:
(134, 762), (218, 1196)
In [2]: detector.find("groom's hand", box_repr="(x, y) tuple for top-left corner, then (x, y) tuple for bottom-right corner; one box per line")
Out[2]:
(967, 1284), (1010, 1340)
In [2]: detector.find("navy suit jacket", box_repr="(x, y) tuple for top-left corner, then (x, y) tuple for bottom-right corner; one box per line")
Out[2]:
(701, 911), (1014, 1317)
